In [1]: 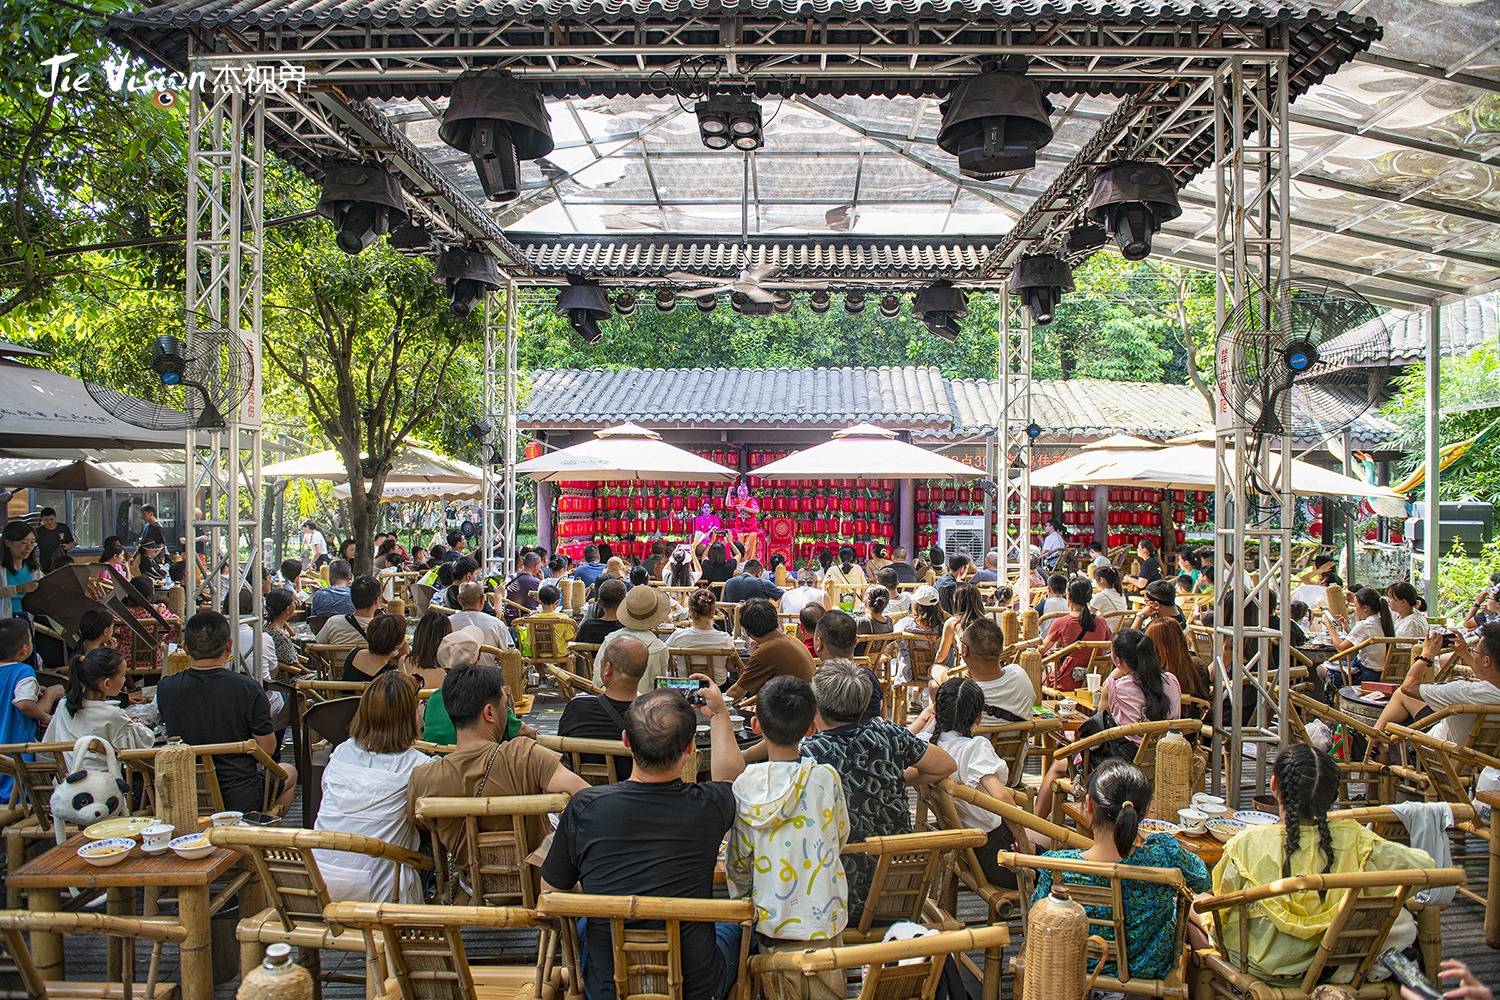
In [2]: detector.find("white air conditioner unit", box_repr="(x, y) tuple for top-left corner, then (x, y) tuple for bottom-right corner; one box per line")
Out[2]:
(937, 514), (987, 565)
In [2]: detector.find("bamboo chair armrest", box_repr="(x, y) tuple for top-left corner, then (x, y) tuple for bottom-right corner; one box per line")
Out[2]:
(1392, 726), (1500, 771)
(208, 827), (432, 870)
(538, 892), (754, 922)
(0, 912), (187, 943)
(749, 926), (1009, 974)
(1288, 692), (1386, 744)
(414, 793), (571, 820)
(841, 829), (986, 855)
(1192, 868), (1465, 913)
(413, 740), (456, 755)
(1329, 802), (1477, 826)
(118, 739), (257, 763)
(248, 744), (293, 782)
(325, 901), (543, 929)
(1054, 718), (1201, 758)
(938, 779), (1090, 850)
(994, 851), (1186, 887)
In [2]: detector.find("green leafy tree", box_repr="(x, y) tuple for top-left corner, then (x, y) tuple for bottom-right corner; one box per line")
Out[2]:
(1383, 342), (1500, 503)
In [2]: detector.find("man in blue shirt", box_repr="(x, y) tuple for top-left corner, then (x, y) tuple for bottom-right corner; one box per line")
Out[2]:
(722, 559), (784, 603)
(573, 545), (606, 588)
(308, 560), (355, 617)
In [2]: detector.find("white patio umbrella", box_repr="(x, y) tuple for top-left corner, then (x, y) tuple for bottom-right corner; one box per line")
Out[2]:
(332, 480), (480, 502)
(1031, 436), (1166, 489)
(263, 444), (480, 483)
(752, 423), (984, 480)
(1058, 443), (1404, 502)
(514, 423), (738, 482)
(1082, 434), (1165, 451)
(0, 458), (139, 491)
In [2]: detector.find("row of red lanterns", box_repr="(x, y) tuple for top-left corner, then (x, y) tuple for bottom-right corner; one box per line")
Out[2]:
(555, 518), (898, 542)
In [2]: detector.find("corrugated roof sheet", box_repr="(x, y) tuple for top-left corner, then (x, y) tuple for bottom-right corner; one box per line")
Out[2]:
(519, 366), (1404, 446)
(510, 234), (1001, 282)
(1322, 292), (1499, 367)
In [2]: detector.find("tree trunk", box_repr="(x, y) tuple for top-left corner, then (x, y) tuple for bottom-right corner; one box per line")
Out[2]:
(1176, 273), (1214, 410)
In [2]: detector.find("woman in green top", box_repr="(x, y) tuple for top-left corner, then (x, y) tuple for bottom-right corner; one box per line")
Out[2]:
(1175, 550), (1201, 590)
(418, 621), (525, 744)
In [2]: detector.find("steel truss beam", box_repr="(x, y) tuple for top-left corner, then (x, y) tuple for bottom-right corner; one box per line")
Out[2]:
(997, 299), (1034, 607)
(183, 75), (265, 657)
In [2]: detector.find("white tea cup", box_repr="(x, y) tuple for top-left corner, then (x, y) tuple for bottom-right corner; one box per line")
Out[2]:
(1057, 699), (1078, 716)
(1178, 807), (1208, 833)
(141, 823), (174, 852)
(210, 811), (244, 827)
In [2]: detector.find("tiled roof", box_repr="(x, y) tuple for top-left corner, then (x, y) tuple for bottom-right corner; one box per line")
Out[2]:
(520, 366), (1403, 448)
(510, 234), (1001, 283)
(1322, 292), (1499, 367)
(522, 367), (954, 430)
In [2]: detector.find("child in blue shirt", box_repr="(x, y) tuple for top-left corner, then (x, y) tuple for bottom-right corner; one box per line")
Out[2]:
(0, 619), (64, 802)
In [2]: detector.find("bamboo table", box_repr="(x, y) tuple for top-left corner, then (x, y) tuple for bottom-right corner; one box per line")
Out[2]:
(10, 831), (246, 1000)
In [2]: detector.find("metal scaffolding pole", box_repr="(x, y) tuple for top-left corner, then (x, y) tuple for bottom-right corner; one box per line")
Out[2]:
(481, 294), (501, 577)
(997, 294), (1034, 607)
(1424, 304), (1442, 607)
(504, 280), (519, 572)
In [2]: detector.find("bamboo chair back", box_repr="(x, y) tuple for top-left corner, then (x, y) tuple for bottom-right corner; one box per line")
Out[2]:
(920, 783), (1023, 912)
(536, 734), (697, 784)
(1397, 726), (1500, 805)
(567, 642), (602, 680)
(325, 902), (551, 1000)
(1194, 868), (1466, 995)
(0, 911), (187, 1000)
(545, 663), (605, 700)
(519, 616), (574, 662)
(540, 892), (754, 1000)
(1186, 626), (1215, 665)
(974, 719), (1061, 792)
(714, 602), (743, 638)
(1001, 851), (1192, 995)
(1373, 638), (1421, 683)
(1041, 640), (1113, 690)
(903, 630), (943, 687)
(413, 794), (567, 908)
(666, 647), (741, 685)
(0, 743), (72, 830)
(843, 829), (985, 936)
(749, 926), (1010, 1000)
(123, 740), (285, 818)
(304, 643), (363, 679)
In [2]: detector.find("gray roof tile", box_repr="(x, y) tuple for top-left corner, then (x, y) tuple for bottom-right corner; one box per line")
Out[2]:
(1322, 292), (1499, 367)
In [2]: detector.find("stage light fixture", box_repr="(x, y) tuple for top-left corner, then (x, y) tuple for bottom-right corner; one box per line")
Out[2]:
(937, 69), (1054, 180)
(655, 290), (678, 313)
(1006, 254), (1074, 326)
(613, 292), (636, 316)
(808, 290), (831, 314)
(1065, 223), (1109, 256)
(149, 335), (188, 386)
(315, 160), (408, 255)
(878, 293), (902, 318)
(434, 246), (501, 318)
(696, 93), (763, 152)
(1086, 161), (1182, 261)
(556, 279), (611, 343)
(912, 281), (968, 342)
(388, 221), (437, 255)
(439, 69), (554, 203)
(843, 291), (866, 314)
(772, 291), (794, 313)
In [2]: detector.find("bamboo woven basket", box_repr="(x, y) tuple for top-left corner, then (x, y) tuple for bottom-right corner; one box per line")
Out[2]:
(237, 944), (313, 1000)
(1022, 887), (1092, 1000)
(154, 741), (199, 837)
(1019, 649), (1044, 705)
(1000, 610), (1020, 648)
(1021, 610), (1039, 641)
(1152, 730), (1192, 821)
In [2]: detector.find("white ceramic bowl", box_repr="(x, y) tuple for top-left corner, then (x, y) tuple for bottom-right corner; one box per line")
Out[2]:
(1191, 793), (1225, 809)
(1197, 802), (1229, 820)
(78, 838), (135, 867)
(169, 833), (215, 860)
(1207, 818), (1249, 843)
(1234, 810), (1280, 826)
(1177, 807), (1207, 833)
(1138, 818), (1182, 836)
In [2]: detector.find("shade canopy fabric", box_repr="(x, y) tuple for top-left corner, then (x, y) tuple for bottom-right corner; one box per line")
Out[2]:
(753, 423), (984, 481)
(1082, 434), (1165, 452)
(0, 459), (137, 491)
(515, 422), (739, 483)
(0, 358), (183, 450)
(1048, 443), (1404, 501)
(332, 480), (481, 502)
(263, 445), (481, 483)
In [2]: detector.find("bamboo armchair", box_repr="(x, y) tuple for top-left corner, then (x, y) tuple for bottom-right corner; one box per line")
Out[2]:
(1046, 718), (1206, 829)
(208, 825), (431, 1000)
(749, 925), (1010, 1000)
(0, 910), (187, 1000)
(1388, 706), (1500, 792)
(1000, 850), (1194, 999)
(565, 641), (602, 682)
(412, 793), (568, 907)
(841, 829), (980, 942)
(121, 740), (294, 819)
(0, 742), (82, 908)
(1039, 639), (1113, 692)
(1386, 726), (1499, 845)
(973, 717), (1063, 807)
(544, 661), (606, 700)
(1191, 867), (1466, 1000)
(893, 630), (943, 724)
(536, 734), (697, 784)
(715, 602), (744, 638)
(1318, 636), (1422, 686)
(667, 647), (743, 685)
(303, 642), (363, 679)
(326, 902), (561, 1000)
(539, 892), (755, 1000)
(517, 615), (576, 667)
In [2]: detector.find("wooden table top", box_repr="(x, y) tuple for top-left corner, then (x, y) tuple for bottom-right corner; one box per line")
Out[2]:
(10, 832), (241, 890)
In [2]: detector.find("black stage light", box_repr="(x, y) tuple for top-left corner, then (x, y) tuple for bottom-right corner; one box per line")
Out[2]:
(389, 221), (437, 255)
(697, 93), (763, 152)
(613, 292), (636, 316)
(1086, 161), (1183, 261)
(937, 70), (1054, 180)
(773, 291), (794, 313)
(556, 279), (611, 343)
(1007, 254), (1074, 326)
(439, 69), (554, 203)
(655, 290), (678, 313)
(434, 246), (501, 318)
(149, 335), (187, 386)
(912, 281), (968, 342)
(843, 291), (866, 314)
(808, 290), (831, 314)
(878, 293), (902, 318)
(1065, 223), (1109, 256)
(315, 160), (408, 255)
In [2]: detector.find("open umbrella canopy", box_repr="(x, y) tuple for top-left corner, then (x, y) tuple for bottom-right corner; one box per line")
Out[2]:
(516, 422), (738, 483)
(0, 357), (182, 450)
(1082, 434), (1165, 451)
(1055, 443), (1404, 501)
(332, 480), (481, 502)
(753, 423), (984, 480)
(1032, 436), (1167, 489)
(263, 444), (480, 483)
(0, 458), (138, 491)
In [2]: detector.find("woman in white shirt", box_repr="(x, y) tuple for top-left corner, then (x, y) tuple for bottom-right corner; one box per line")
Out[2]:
(314, 673), (430, 903)
(1321, 586), (1395, 687)
(1387, 581), (1428, 640)
(665, 588), (735, 651)
(1089, 565), (1129, 616)
(43, 647), (154, 749)
(908, 678), (1024, 887)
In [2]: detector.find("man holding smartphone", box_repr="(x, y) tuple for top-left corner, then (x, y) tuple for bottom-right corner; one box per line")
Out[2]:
(1370, 623), (1500, 752)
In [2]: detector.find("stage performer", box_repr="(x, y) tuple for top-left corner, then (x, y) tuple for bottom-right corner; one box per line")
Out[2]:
(725, 480), (766, 563)
(691, 501), (723, 549)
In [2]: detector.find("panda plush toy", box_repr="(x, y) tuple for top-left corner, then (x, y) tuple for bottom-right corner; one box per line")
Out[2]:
(49, 736), (130, 844)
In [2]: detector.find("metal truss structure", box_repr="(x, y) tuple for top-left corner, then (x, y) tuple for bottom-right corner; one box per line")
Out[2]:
(479, 286), (522, 579)
(996, 300), (1034, 609)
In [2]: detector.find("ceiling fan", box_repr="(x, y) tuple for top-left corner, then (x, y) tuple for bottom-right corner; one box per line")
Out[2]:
(663, 155), (822, 303)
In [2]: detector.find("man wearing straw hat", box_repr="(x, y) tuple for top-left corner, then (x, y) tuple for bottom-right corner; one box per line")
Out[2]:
(593, 585), (671, 694)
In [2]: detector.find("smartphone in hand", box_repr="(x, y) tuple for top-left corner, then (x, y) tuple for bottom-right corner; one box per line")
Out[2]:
(1380, 949), (1442, 1000)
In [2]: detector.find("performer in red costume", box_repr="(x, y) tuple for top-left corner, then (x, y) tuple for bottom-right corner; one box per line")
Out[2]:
(725, 480), (765, 562)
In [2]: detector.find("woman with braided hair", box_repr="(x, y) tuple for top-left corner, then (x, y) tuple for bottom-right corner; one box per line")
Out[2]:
(1032, 758), (1210, 979)
(1212, 744), (1433, 981)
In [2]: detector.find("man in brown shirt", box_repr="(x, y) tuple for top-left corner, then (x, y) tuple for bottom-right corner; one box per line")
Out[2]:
(407, 664), (588, 859)
(726, 598), (814, 700)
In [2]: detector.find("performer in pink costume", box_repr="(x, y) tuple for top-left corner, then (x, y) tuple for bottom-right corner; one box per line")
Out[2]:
(690, 501), (723, 549)
(725, 480), (766, 562)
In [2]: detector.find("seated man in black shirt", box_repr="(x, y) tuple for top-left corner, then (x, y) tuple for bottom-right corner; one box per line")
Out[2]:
(558, 635), (647, 740)
(157, 611), (296, 815)
(575, 578), (628, 646)
(721, 559), (783, 604)
(541, 682), (747, 1000)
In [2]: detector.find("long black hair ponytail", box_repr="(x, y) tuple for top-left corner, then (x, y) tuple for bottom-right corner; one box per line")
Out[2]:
(1111, 628), (1171, 721)
(1355, 587), (1395, 638)
(1069, 578), (1096, 633)
(1273, 743), (1339, 882)
(1087, 758), (1152, 857)
(932, 677), (985, 741)
(65, 647), (125, 716)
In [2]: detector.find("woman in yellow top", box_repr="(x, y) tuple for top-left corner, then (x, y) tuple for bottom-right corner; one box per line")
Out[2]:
(821, 544), (868, 610)
(1210, 745), (1432, 982)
